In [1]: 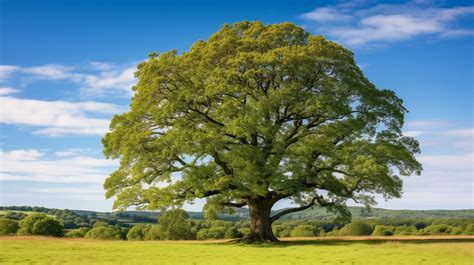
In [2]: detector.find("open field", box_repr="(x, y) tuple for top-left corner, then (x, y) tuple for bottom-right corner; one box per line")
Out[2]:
(0, 210), (56, 218)
(1, 236), (473, 264)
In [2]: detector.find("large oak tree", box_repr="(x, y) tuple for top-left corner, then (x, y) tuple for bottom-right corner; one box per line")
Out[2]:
(102, 21), (422, 242)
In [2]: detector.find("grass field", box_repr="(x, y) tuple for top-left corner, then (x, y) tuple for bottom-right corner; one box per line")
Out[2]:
(0, 210), (56, 218)
(1, 236), (473, 265)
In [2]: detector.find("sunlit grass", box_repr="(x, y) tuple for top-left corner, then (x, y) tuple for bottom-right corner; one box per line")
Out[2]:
(1, 236), (473, 264)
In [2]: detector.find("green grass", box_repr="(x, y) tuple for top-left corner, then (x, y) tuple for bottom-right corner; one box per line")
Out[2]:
(1, 236), (473, 264)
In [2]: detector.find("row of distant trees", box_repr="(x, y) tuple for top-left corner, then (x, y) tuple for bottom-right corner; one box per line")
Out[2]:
(1, 209), (473, 240)
(0, 206), (155, 228)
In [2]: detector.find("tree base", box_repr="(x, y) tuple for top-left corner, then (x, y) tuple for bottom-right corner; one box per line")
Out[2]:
(230, 232), (280, 243)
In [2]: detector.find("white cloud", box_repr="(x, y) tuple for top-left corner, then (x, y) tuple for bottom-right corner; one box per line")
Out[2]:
(81, 67), (136, 96)
(32, 187), (104, 194)
(405, 119), (454, 129)
(0, 87), (19, 96)
(300, 2), (474, 46)
(0, 96), (125, 136)
(0, 149), (116, 184)
(0, 65), (21, 79)
(0, 62), (137, 97)
(54, 148), (91, 157)
(404, 130), (424, 137)
(22, 64), (83, 82)
(0, 149), (44, 161)
(301, 7), (352, 22)
(89, 61), (115, 71)
(443, 128), (474, 138)
(418, 152), (473, 169)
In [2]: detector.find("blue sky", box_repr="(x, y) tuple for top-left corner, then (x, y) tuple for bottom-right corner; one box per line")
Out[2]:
(0, 0), (473, 211)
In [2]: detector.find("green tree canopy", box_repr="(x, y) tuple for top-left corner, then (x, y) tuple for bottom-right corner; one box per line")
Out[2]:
(158, 209), (195, 240)
(17, 213), (48, 235)
(0, 218), (19, 235)
(32, 219), (64, 237)
(102, 21), (422, 242)
(17, 213), (64, 237)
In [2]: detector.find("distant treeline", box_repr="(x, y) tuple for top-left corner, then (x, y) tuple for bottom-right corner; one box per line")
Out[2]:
(1, 207), (474, 240)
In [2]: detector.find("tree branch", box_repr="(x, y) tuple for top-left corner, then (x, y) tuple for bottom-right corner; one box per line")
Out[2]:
(219, 201), (247, 208)
(270, 197), (317, 223)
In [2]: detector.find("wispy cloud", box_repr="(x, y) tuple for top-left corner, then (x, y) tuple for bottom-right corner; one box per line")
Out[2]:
(405, 119), (455, 129)
(0, 87), (19, 96)
(0, 96), (125, 136)
(0, 62), (138, 97)
(0, 149), (116, 184)
(404, 119), (473, 150)
(443, 128), (474, 138)
(31, 187), (104, 194)
(54, 148), (93, 157)
(300, 2), (474, 46)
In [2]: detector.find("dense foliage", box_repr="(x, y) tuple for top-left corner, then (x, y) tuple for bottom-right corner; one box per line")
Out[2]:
(102, 21), (422, 241)
(157, 209), (196, 240)
(16, 213), (64, 237)
(0, 218), (19, 235)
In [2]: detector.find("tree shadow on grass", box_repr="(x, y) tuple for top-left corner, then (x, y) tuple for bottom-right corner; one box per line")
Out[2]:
(217, 237), (474, 248)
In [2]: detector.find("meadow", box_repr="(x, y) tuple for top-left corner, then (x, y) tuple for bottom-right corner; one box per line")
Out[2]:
(1, 236), (473, 265)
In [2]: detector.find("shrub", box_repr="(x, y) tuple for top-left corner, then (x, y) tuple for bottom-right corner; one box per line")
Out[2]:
(92, 221), (109, 228)
(290, 225), (316, 237)
(17, 213), (48, 235)
(127, 224), (151, 241)
(196, 228), (209, 240)
(422, 224), (452, 235)
(85, 226), (122, 240)
(394, 225), (418, 235)
(158, 209), (195, 240)
(143, 225), (162, 240)
(372, 225), (395, 236)
(450, 226), (463, 235)
(206, 227), (227, 239)
(225, 226), (243, 239)
(65, 227), (90, 238)
(238, 227), (250, 236)
(4, 212), (27, 220)
(0, 218), (19, 235)
(17, 213), (64, 237)
(338, 221), (373, 236)
(463, 224), (474, 235)
(32, 219), (64, 237)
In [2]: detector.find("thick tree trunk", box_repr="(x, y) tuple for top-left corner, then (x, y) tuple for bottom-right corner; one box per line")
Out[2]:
(236, 198), (279, 243)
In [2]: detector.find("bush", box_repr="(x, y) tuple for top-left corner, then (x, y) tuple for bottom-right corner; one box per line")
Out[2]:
(0, 218), (19, 235)
(127, 224), (151, 241)
(196, 228), (209, 240)
(463, 224), (474, 235)
(17, 213), (49, 235)
(372, 225), (395, 236)
(421, 224), (452, 235)
(84, 226), (122, 240)
(32, 219), (64, 237)
(450, 226), (463, 235)
(207, 227), (227, 239)
(158, 209), (195, 240)
(394, 225), (417, 235)
(65, 227), (90, 238)
(17, 213), (64, 237)
(338, 221), (373, 236)
(290, 225), (316, 237)
(143, 225), (162, 240)
(92, 221), (109, 228)
(4, 212), (27, 220)
(238, 227), (250, 236)
(225, 226), (243, 239)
